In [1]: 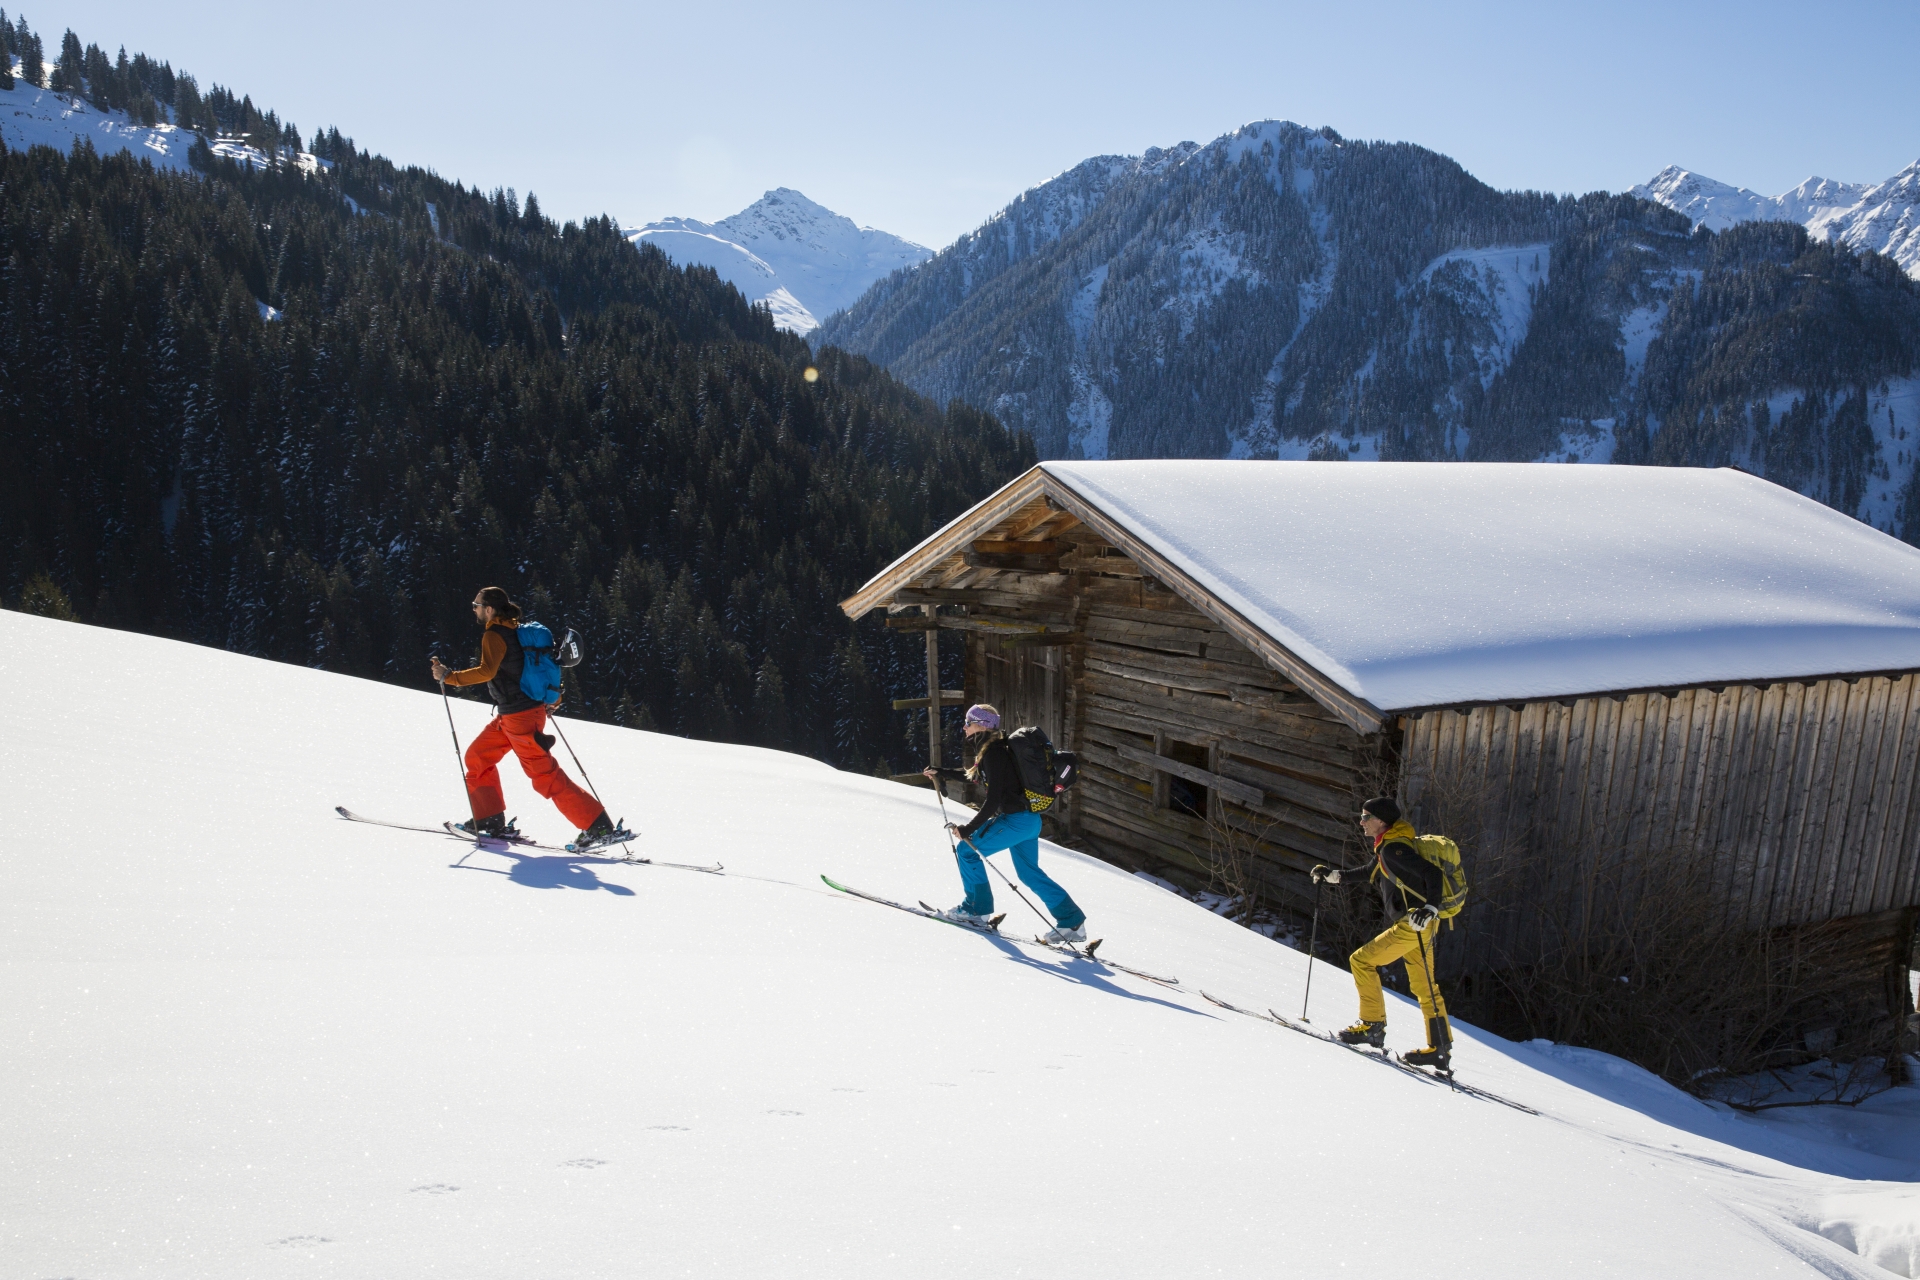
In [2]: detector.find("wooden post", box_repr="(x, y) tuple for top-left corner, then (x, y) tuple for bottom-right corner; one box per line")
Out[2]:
(925, 604), (942, 770)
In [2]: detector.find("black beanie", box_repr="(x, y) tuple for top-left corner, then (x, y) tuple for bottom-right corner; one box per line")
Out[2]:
(1361, 796), (1401, 826)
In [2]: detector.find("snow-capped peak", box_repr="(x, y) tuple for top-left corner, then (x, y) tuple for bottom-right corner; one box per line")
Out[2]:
(626, 189), (930, 335)
(1633, 160), (1920, 279)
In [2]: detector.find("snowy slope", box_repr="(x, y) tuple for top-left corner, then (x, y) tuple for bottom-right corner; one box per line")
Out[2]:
(1634, 161), (1920, 280)
(0, 69), (321, 174)
(627, 189), (929, 335)
(4, 609), (1918, 1278)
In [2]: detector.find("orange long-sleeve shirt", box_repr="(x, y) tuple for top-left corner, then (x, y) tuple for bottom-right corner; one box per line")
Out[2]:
(446, 623), (515, 688)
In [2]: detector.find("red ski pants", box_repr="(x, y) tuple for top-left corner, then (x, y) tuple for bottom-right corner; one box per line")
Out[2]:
(464, 705), (604, 830)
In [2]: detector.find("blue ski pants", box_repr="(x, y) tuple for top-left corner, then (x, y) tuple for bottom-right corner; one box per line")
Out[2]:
(953, 811), (1085, 929)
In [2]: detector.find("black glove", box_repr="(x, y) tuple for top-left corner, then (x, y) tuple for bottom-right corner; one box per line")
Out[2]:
(1311, 865), (1340, 885)
(1407, 904), (1439, 930)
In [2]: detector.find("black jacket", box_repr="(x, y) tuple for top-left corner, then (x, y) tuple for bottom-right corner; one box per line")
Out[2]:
(931, 737), (1027, 838)
(1374, 835), (1443, 919)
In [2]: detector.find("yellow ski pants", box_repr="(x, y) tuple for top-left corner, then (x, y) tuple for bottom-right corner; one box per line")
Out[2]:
(1350, 917), (1449, 1036)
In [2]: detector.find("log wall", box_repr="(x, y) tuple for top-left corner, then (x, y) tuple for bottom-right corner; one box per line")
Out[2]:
(956, 532), (1374, 913)
(1399, 675), (1920, 932)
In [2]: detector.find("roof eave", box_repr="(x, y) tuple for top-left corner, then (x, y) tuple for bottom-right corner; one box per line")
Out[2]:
(840, 465), (1388, 737)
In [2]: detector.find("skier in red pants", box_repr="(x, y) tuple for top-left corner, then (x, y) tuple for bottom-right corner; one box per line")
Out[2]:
(429, 586), (625, 851)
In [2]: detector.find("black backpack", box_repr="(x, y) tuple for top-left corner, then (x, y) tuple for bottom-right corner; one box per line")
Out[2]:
(1005, 726), (1079, 814)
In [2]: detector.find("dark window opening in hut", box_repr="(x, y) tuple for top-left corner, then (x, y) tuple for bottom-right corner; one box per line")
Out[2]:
(1163, 739), (1211, 820)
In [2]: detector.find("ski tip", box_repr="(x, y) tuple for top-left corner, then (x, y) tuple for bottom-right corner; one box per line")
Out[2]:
(334, 805), (352, 818)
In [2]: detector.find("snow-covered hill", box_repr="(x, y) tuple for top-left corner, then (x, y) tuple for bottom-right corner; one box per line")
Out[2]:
(1634, 161), (1920, 280)
(5, 607), (1919, 1277)
(0, 67), (320, 173)
(626, 189), (930, 334)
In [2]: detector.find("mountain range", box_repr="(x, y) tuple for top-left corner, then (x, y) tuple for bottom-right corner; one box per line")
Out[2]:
(626, 189), (930, 334)
(816, 122), (1920, 542)
(1632, 161), (1920, 280)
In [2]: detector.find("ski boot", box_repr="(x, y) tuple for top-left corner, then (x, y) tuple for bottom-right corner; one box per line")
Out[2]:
(1042, 924), (1088, 945)
(566, 813), (633, 853)
(455, 814), (519, 839)
(1403, 1016), (1452, 1071)
(1337, 1019), (1387, 1048)
(933, 904), (995, 926)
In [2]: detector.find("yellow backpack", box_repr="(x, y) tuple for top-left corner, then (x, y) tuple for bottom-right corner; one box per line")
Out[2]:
(1411, 834), (1469, 923)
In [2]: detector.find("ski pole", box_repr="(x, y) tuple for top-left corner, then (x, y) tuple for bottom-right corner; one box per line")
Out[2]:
(975, 840), (1088, 954)
(437, 674), (467, 794)
(548, 715), (604, 809)
(1416, 922), (1455, 1085)
(935, 778), (1088, 958)
(1301, 876), (1323, 1022)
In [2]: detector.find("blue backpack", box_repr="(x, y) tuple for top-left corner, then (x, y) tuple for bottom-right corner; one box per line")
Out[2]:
(516, 621), (580, 704)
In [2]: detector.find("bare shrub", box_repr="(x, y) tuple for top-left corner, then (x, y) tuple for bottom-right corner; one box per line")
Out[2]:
(1199, 802), (1280, 929)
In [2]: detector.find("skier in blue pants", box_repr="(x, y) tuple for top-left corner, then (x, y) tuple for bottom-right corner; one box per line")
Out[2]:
(924, 704), (1087, 943)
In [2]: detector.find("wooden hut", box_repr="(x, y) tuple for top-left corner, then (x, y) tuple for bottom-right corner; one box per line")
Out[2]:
(841, 461), (1920, 1058)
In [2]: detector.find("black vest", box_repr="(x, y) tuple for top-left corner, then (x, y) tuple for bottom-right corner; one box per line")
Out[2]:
(485, 625), (539, 714)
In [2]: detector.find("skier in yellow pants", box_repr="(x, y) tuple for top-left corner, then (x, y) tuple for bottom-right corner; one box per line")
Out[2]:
(1313, 796), (1452, 1069)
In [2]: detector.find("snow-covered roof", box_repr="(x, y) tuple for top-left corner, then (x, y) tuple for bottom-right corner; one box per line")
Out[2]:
(1040, 461), (1920, 714)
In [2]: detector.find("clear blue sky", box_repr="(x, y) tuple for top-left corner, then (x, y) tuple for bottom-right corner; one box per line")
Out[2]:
(45, 0), (1920, 248)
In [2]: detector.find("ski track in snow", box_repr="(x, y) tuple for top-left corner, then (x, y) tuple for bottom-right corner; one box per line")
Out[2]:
(4, 609), (1918, 1277)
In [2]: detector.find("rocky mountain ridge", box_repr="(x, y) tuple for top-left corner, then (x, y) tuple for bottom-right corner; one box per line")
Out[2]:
(816, 122), (1920, 542)
(1632, 161), (1920, 280)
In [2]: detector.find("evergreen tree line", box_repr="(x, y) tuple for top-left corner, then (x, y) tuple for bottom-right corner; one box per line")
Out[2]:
(0, 133), (1033, 773)
(4, 13), (305, 154)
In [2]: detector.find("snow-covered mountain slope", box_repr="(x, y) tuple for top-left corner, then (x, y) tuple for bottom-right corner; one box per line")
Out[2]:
(0, 71), (320, 173)
(6, 607), (1920, 1278)
(627, 188), (929, 334)
(1634, 161), (1920, 280)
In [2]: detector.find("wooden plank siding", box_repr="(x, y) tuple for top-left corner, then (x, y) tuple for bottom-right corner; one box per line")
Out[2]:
(1400, 675), (1920, 937)
(945, 533), (1373, 913)
(854, 477), (1920, 1044)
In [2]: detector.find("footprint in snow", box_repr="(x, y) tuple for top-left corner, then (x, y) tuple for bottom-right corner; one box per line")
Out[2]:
(831, 1087), (864, 1092)
(765, 1109), (804, 1116)
(647, 1124), (690, 1131)
(559, 1158), (607, 1169)
(269, 1235), (334, 1247)
(410, 1184), (459, 1195)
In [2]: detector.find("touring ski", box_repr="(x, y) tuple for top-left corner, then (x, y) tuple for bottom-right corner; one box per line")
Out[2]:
(336, 806), (534, 844)
(1029, 935), (1180, 987)
(438, 823), (721, 873)
(1199, 991), (1538, 1114)
(821, 876), (1005, 934)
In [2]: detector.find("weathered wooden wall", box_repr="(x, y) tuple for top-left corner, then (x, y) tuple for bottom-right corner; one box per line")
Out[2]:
(953, 529), (1373, 913)
(1399, 675), (1920, 933)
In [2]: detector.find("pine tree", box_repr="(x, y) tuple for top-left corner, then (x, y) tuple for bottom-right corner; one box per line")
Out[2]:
(50, 27), (79, 96)
(0, 17), (12, 90)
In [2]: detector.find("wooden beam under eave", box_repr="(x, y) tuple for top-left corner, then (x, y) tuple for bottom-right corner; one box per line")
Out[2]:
(838, 467), (1051, 619)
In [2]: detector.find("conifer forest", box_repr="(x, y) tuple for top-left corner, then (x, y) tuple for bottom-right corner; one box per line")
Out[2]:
(0, 19), (1032, 772)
